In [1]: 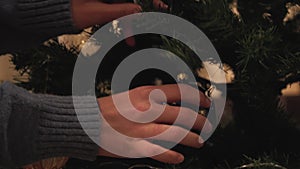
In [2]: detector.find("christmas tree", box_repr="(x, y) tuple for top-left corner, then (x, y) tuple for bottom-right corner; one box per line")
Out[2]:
(11, 0), (300, 168)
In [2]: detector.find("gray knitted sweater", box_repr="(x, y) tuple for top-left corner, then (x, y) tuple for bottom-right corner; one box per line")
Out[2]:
(0, 0), (80, 54)
(0, 0), (100, 168)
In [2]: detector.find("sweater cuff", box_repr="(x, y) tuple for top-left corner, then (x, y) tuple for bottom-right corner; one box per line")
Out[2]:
(16, 0), (81, 37)
(2, 82), (99, 167)
(35, 95), (100, 161)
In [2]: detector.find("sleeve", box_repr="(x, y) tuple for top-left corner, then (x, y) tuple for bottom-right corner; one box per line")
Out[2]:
(0, 0), (81, 54)
(13, 0), (80, 37)
(0, 82), (100, 168)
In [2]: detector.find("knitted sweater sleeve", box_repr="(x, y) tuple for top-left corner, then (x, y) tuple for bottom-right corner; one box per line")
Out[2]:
(0, 0), (81, 54)
(0, 82), (100, 168)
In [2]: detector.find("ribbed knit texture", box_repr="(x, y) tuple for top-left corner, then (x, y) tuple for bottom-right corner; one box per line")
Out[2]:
(0, 0), (81, 54)
(0, 82), (99, 168)
(16, 0), (79, 36)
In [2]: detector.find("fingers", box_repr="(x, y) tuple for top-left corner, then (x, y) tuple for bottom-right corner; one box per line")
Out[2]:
(149, 146), (184, 164)
(137, 140), (185, 164)
(100, 3), (142, 22)
(148, 84), (211, 108)
(155, 105), (213, 132)
(122, 19), (136, 47)
(99, 139), (185, 164)
(125, 37), (136, 47)
(152, 124), (204, 148)
(153, 0), (169, 10)
(72, 1), (142, 29)
(135, 124), (203, 148)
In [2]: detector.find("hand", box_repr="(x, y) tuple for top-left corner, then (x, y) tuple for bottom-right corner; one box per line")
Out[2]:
(71, 0), (170, 45)
(112, 0), (169, 10)
(153, 0), (169, 10)
(122, 0), (169, 46)
(71, 0), (142, 29)
(97, 84), (212, 164)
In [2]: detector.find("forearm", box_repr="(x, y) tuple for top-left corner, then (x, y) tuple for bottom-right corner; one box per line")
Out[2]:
(0, 82), (99, 168)
(0, 0), (81, 54)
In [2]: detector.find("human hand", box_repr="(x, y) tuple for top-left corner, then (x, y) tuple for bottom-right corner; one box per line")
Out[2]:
(113, 0), (169, 10)
(101, 0), (168, 46)
(153, 0), (169, 10)
(72, 0), (170, 45)
(122, 0), (169, 46)
(71, 0), (142, 29)
(97, 84), (212, 164)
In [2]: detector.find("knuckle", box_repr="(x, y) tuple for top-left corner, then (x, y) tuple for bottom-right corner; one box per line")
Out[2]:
(150, 124), (166, 136)
(134, 102), (150, 112)
(180, 108), (196, 124)
(170, 126), (185, 139)
(134, 86), (153, 97)
(151, 124), (163, 135)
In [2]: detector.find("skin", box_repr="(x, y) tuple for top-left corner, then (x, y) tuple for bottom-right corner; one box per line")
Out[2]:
(72, 0), (168, 46)
(97, 84), (212, 164)
(72, 0), (168, 29)
(71, 0), (211, 164)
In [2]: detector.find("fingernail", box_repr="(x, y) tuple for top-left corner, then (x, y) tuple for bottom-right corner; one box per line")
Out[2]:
(198, 137), (204, 144)
(177, 154), (184, 163)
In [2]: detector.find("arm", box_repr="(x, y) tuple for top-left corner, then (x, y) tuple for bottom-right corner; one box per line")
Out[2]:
(0, 82), (100, 168)
(71, 0), (168, 29)
(0, 0), (169, 54)
(0, 0), (81, 54)
(0, 0), (142, 54)
(0, 82), (212, 167)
